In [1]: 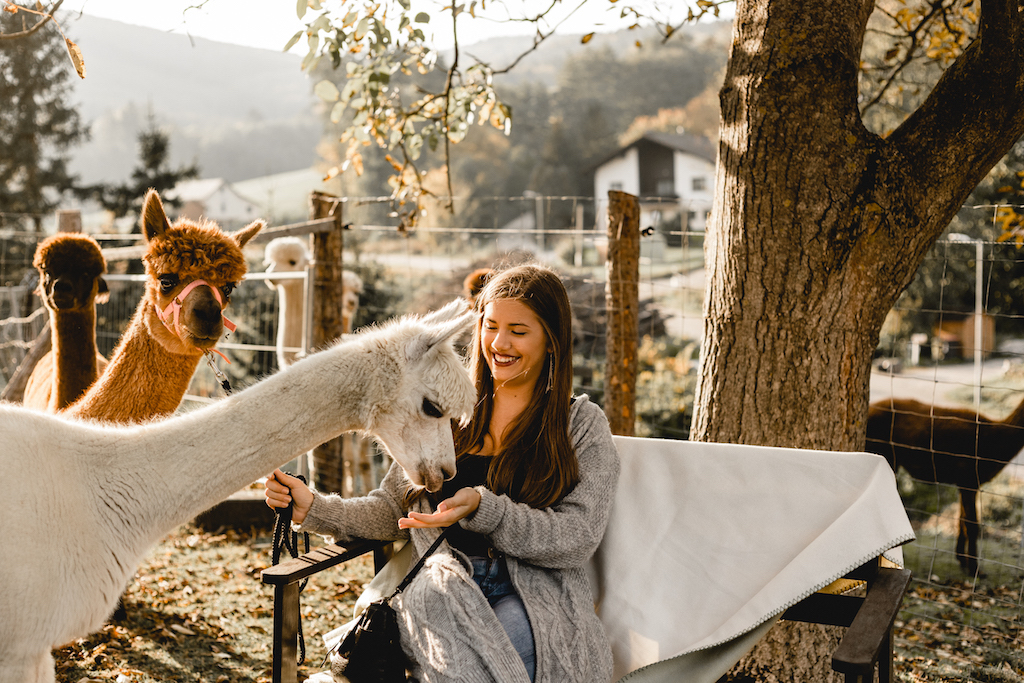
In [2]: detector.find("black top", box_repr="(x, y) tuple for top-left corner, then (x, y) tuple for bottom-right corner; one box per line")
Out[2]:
(429, 453), (492, 557)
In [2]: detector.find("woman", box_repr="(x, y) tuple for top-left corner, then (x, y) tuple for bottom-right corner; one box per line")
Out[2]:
(265, 264), (619, 683)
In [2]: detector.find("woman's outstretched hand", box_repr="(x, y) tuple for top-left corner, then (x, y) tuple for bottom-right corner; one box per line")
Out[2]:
(399, 487), (481, 529)
(264, 469), (314, 525)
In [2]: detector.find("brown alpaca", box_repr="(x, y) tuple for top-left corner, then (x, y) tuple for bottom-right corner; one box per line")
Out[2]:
(62, 189), (263, 423)
(23, 234), (110, 411)
(463, 267), (493, 306)
(865, 397), (1024, 574)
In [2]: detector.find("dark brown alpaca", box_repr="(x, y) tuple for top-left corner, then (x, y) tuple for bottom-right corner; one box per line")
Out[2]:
(865, 397), (1024, 574)
(23, 234), (109, 411)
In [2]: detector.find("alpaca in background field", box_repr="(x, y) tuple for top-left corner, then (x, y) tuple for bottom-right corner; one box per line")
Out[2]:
(0, 300), (475, 683)
(865, 396), (1024, 574)
(23, 234), (109, 411)
(62, 189), (263, 422)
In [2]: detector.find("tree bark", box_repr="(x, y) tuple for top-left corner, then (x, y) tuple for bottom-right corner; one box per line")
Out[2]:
(694, 0), (1024, 679)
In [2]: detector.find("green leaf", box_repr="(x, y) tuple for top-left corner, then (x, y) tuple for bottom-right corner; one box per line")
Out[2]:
(314, 80), (340, 102)
(308, 0), (322, 8)
(296, 0), (306, 20)
(397, 0), (411, 8)
(330, 102), (346, 124)
(355, 17), (369, 40)
(283, 30), (304, 52)
(414, 12), (430, 23)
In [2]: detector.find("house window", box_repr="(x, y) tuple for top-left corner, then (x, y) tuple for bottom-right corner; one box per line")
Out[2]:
(656, 179), (674, 196)
(686, 210), (697, 225)
(692, 177), (707, 192)
(609, 181), (623, 191)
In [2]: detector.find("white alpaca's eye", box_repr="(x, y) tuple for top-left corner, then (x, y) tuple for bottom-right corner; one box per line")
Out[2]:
(422, 398), (443, 418)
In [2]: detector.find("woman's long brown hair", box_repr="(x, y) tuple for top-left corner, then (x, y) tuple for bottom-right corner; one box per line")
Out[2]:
(454, 264), (578, 509)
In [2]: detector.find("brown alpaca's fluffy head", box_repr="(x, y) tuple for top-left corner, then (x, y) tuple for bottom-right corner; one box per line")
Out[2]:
(138, 188), (264, 351)
(462, 268), (493, 305)
(33, 233), (108, 310)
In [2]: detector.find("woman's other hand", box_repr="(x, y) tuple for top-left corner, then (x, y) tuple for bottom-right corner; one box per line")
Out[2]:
(264, 469), (313, 525)
(399, 487), (481, 529)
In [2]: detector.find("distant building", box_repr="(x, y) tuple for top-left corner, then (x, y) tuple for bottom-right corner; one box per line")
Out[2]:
(165, 178), (262, 229)
(592, 131), (716, 242)
(232, 168), (338, 225)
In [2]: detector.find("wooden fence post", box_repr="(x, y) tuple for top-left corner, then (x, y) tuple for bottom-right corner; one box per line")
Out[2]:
(308, 192), (349, 496)
(604, 190), (640, 436)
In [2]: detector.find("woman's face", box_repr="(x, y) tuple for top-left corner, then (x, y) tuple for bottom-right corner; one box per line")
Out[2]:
(481, 298), (550, 393)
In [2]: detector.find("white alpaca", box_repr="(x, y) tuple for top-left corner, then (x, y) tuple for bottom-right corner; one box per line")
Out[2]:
(0, 300), (476, 683)
(263, 236), (312, 369)
(263, 237), (364, 367)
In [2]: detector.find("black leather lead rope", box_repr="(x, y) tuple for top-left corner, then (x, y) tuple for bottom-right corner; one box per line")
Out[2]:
(272, 472), (311, 665)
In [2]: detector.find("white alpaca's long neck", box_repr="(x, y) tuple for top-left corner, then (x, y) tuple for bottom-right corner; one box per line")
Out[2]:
(276, 281), (305, 367)
(100, 340), (372, 547)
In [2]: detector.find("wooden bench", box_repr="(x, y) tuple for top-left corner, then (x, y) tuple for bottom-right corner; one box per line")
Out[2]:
(262, 541), (910, 683)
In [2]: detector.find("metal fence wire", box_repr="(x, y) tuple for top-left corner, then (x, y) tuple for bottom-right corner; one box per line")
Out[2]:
(1, 198), (1023, 678)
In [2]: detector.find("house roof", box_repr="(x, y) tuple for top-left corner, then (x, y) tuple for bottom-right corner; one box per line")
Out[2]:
(164, 178), (228, 202)
(594, 131), (717, 170)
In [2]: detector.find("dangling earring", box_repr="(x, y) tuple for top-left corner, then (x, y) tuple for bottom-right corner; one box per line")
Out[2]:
(546, 354), (553, 393)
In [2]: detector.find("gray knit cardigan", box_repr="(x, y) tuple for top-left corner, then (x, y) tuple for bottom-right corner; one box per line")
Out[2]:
(297, 395), (620, 683)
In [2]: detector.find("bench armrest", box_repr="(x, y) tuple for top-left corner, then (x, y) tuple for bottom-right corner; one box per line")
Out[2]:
(260, 538), (387, 586)
(832, 567), (912, 682)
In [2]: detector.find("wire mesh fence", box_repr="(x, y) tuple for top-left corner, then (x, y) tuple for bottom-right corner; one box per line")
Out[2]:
(2, 198), (1023, 678)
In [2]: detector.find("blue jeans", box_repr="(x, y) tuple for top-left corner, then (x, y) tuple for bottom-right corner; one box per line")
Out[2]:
(470, 556), (536, 681)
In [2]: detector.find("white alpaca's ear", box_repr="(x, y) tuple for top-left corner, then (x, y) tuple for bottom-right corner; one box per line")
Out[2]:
(405, 308), (474, 362)
(419, 298), (470, 327)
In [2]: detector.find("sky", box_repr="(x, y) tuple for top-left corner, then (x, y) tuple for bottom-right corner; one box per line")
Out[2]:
(56, 0), (713, 53)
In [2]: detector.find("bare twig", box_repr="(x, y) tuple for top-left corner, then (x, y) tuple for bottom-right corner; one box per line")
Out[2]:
(0, 0), (64, 41)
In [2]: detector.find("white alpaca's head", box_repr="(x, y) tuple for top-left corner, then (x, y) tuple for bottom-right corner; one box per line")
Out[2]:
(353, 299), (475, 492)
(341, 270), (363, 333)
(263, 237), (311, 290)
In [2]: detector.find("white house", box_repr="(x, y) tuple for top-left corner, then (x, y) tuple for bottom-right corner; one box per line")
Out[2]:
(593, 131), (716, 241)
(164, 178), (263, 229)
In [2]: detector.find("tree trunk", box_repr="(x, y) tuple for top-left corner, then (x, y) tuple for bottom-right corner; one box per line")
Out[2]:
(693, 0), (1024, 679)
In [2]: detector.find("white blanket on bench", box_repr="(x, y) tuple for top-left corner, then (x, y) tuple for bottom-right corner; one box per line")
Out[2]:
(590, 436), (915, 682)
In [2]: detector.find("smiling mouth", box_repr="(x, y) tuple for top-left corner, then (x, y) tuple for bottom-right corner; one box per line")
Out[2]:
(492, 353), (522, 369)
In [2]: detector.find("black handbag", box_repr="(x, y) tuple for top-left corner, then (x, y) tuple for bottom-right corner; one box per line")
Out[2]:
(333, 527), (454, 683)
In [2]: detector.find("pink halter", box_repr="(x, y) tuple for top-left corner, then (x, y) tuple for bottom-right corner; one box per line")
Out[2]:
(156, 279), (235, 362)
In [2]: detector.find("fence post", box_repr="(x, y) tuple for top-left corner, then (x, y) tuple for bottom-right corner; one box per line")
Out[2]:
(604, 190), (640, 436)
(56, 210), (81, 233)
(308, 192), (349, 496)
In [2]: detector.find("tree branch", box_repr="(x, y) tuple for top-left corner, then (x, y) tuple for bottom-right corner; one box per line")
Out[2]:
(0, 0), (64, 41)
(888, 0), (1024, 215)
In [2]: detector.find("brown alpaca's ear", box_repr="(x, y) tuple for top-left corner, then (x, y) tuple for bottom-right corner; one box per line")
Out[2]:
(232, 219), (265, 248)
(140, 189), (172, 242)
(96, 277), (110, 305)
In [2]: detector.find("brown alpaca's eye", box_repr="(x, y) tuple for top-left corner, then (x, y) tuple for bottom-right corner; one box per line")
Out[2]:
(289, 259), (297, 267)
(158, 274), (178, 295)
(221, 282), (236, 298)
